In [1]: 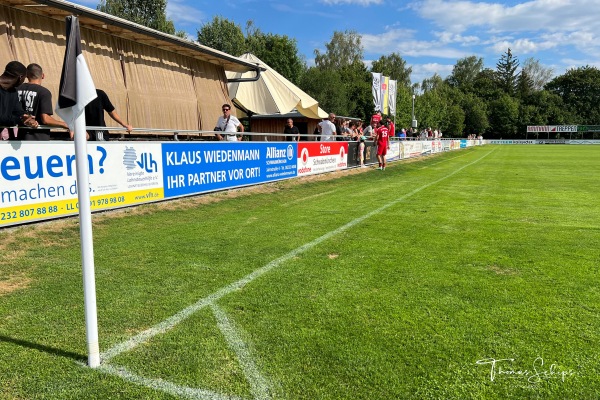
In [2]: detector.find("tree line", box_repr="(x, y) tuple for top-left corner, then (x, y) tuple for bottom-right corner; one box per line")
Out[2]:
(97, 1), (600, 138)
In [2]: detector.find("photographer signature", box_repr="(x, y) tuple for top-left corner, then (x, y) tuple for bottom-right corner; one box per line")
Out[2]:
(476, 357), (575, 383)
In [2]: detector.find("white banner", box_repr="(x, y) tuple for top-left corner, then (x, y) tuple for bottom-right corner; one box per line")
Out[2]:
(388, 79), (397, 116)
(372, 72), (382, 112)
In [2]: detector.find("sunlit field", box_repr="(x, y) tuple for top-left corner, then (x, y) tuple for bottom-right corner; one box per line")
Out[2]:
(1, 145), (599, 399)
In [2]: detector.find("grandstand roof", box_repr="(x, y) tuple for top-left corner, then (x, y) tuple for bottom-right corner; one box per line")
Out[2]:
(3, 0), (259, 73)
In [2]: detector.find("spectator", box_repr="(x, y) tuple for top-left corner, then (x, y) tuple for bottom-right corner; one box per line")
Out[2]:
(215, 104), (243, 141)
(340, 120), (352, 140)
(311, 126), (319, 141)
(363, 120), (375, 139)
(85, 89), (132, 141)
(349, 121), (359, 140)
(335, 118), (344, 141)
(317, 113), (336, 141)
(0, 61), (37, 140)
(386, 117), (395, 139)
(374, 119), (390, 170)
(357, 135), (366, 167)
(283, 118), (300, 141)
(17, 63), (71, 140)
(356, 121), (363, 136)
(371, 111), (382, 125)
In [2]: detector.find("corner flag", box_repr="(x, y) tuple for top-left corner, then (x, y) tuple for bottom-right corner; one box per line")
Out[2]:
(56, 16), (100, 368)
(56, 16), (97, 128)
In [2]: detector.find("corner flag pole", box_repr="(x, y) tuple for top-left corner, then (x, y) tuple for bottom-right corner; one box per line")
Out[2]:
(55, 16), (100, 368)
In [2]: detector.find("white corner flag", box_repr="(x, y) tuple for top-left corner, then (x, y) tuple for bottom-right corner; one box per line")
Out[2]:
(56, 16), (100, 368)
(56, 16), (97, 128)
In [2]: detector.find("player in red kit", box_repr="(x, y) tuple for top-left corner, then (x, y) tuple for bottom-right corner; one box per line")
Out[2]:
(375, 120), (390, 170)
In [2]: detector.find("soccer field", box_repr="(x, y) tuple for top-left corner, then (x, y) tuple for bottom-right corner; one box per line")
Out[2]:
(1, 145), (599, 399)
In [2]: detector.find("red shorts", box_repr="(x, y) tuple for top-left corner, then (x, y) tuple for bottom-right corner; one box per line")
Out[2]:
(377, 145), (387, 156)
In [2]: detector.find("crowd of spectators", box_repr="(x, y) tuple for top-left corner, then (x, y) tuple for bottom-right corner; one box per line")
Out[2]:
(3, 61), (476, 144)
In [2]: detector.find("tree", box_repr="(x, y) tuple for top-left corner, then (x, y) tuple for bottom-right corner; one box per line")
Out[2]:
(197, 16), (246, 56)
(98, 0), (178, 36)
(444, 104), (466, 137)
(522, 58), (554, 91)
(244, 21), (305, 85)
(339, 61), (372, 120)
(516, 69), (534, 100)
(299, 67), (347, 116)
(488, 94), (520, 138)
(301, 30), (372, 119)
(545, 66), (600, 124)
(495, 48), (520, 96)
(461, 93), (489, 136)
(421, 73), (444, 93)
(446, 56), (484, 91)
(370, 53), (412, 88)
(472, 68), (502, 102)
(314, 30), (363, 70)
(527, 90), (571, 125)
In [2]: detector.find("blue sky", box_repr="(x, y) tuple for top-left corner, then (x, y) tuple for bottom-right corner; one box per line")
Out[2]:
(74, 0), (600, 85)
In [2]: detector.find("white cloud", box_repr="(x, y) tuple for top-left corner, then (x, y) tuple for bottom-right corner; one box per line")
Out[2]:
(414, 0), (600, 35)
(361, 29), (469, 59)
(434, 31), (480, 46)
(489, 38), (557, 55)
(412, 62), (454, 82)
(167, 0), (206, 25)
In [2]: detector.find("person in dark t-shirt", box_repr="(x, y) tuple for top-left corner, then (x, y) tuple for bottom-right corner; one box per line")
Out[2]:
(85, 89), (132, 141)
(18, 63), (70, 140)
(283, 118), (300, 141)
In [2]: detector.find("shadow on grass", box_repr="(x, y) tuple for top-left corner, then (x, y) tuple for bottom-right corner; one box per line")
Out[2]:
(0, 334), (87, 362)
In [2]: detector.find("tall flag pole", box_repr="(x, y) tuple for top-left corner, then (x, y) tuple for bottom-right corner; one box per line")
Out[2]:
(55, 15), (99, 368)
(371, 72), (382, 113)
(381, 76), (389, 115)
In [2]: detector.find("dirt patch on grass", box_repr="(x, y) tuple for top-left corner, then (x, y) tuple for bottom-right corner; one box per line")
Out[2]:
(0, 272), (32, 296)
(486, 265), (519, 276)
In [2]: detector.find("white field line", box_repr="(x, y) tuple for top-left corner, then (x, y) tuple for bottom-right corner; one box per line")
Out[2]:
(101, 150), (494, 363)
(211, 304), (271, 400)
(96, 363), (246, 400)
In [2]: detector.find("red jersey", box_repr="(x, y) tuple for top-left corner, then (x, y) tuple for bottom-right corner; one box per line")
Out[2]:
(371, 114), (382, 124)
(375, 126), (389, 147)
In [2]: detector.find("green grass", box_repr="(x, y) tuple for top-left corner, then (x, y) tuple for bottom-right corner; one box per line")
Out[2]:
(1, 145), (599, 399)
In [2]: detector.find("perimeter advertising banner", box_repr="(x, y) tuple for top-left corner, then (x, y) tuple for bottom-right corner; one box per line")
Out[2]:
(402, 141), (424, 158)
(0, 142), (163, 226)
(347, 141), (378, 167)
(297, 142), (348, 176)
(161, 142), (297, 197)
(0, 141), (297, 227)
(1, 139), (472, 228)
(386, 141), (402, 162)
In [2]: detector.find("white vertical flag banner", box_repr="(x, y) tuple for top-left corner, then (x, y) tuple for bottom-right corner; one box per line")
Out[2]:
(372, 72), (382, 112)
(382, 76), (389, 115)
(55, 15), (100, 369)
(388, 79), (397, 117)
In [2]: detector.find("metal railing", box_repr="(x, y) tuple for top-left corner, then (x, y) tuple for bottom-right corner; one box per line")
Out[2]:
(1, 125), (459, 141)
